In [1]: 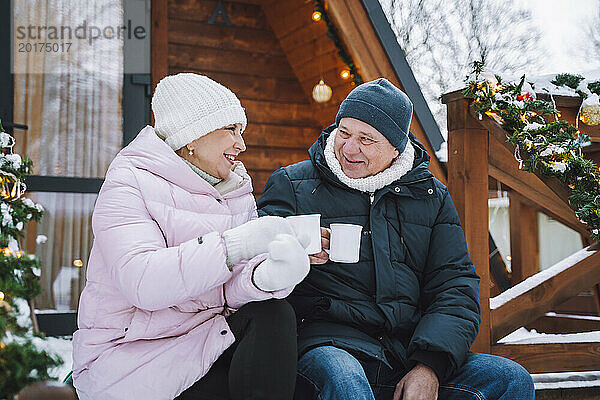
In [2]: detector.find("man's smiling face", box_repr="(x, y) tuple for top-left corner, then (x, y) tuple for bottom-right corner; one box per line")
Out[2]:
(334, 117), (399, 179)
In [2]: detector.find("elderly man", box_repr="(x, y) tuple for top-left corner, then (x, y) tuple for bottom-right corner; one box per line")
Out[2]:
(257, 78), (534, 400)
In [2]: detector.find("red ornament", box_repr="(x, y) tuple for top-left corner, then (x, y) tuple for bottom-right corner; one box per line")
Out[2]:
(517, 92), (534, 102)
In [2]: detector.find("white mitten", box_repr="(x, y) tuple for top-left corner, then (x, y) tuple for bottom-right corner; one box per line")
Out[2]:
(223, 216), (295, 268)
(252, 233), (311, 292)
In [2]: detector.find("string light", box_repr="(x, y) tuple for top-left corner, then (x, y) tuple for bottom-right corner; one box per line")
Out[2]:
(73, 259), (83, 267)
(0, 291), (4, 301)
(340, 69), (350, 79)
(2, 247), (13, 257)
(311, 11), (322, 22)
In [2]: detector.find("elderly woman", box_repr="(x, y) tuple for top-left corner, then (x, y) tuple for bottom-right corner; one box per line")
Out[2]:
(72, 73), (310, 400)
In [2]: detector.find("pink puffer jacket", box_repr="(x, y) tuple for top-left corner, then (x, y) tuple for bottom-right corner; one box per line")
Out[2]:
(72, 126), (293, 400)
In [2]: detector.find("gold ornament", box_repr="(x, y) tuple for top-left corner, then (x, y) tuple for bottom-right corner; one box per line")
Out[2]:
(312, 80), (332, 103)
(0, 171), (25, 200)
(580, 104), (600, 126)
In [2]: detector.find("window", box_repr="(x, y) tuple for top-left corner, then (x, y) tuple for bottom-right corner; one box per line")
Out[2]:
(3, 0), (151, 311)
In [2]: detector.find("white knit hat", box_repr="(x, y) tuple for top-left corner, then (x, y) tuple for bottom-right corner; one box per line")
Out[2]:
(151, 73), (247, 150)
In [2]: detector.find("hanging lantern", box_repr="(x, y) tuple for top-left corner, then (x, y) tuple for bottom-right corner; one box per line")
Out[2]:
(581, 105), (600, 126)
(0, 171), (25, 201)
(312, 80), (332, 103)
(581, 94), (600, 126)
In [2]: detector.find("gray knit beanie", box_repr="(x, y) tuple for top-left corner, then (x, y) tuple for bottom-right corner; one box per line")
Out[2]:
(152, 73), (247, 150)
(335, 78), (413, 152)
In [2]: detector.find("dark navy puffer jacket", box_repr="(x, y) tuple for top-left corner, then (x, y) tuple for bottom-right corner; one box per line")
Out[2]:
(257, 125), (480, 382)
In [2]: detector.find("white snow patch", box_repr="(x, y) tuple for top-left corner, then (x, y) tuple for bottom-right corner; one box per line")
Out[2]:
(545, 312), (600, 321)
(33, 335), (73, 381)
(550, 162), (568, 173)
(11, 298), (72, 380)
(36, 234), (48, 244)
(451, 68), (600, 98)
(435, 141), (448, 163)
(530, 69), (600, 98)
(532, 371), (600, 390)
(499, 327), (600, 344)
(490, 246), (595, 309)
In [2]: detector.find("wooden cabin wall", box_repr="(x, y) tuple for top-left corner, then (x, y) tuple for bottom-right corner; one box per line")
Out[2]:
(167, 0), (323, 194)
(262, 0), (357, 127)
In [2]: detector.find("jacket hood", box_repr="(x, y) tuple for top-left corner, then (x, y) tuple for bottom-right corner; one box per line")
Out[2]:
(308, 124), (433, 187)
(114, 125), (252, 198)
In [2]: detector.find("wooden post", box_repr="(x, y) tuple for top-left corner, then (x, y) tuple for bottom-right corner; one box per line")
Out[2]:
(443, 93), (491, 353)
(509, 192), (539, 284)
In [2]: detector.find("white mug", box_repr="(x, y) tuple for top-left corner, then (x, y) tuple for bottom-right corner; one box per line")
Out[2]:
(286, 214), (322, 255)
(329, 223), (362, 263)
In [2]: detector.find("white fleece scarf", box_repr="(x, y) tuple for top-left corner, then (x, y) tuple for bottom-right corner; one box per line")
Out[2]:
(324, 128), (415, 193)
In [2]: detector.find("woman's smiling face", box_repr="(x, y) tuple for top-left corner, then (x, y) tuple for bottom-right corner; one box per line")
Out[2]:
(183, 124), (246, 179)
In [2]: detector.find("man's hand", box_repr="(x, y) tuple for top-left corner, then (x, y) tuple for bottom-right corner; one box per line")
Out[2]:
(309, 227), (330, 265)
(393, 363), (439, 400)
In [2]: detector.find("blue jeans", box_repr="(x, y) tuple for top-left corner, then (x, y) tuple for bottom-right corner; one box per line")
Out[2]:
(296, 346), (534, 400)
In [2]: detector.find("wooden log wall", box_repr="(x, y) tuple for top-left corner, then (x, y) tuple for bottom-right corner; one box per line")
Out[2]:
(262, 0), (357, 127)
(166, 0), (323, 194)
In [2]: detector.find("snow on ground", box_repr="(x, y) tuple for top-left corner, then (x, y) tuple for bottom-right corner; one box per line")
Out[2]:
(490, 246), (595, 309)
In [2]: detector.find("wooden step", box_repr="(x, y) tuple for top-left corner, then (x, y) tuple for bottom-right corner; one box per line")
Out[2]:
(534, 371), (600, 399)
(535, 387), (600, 400)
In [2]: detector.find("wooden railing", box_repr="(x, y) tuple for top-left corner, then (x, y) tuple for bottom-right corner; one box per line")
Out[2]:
(441, 90), (600, 373)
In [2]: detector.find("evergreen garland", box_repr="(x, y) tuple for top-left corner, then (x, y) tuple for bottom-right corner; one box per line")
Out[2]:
(312, 0), (364, 85)
(0, 120), (62, 398)
(463, 63), (600, 239)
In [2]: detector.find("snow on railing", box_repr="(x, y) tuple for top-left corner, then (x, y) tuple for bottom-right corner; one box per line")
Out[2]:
(490, 246), (596, 310)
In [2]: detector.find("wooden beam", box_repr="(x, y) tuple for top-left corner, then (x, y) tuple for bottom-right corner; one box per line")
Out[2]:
(509, 191), (540, 284)
(488, 132), (589, 236)
(490, 247), (600, 342)
(446, 97), (491, 352)
(594, 284), (600, 316)
(151, 0), (169, 104)
(492, 343), (600, 373)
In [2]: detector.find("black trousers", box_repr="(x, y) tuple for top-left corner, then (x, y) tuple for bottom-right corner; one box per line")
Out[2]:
(175, 299), (298, 400)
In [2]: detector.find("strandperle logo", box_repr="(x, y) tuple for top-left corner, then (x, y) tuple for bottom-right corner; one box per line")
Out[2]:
(11, 0), (151, 74)
(15, 20), (147, 46)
